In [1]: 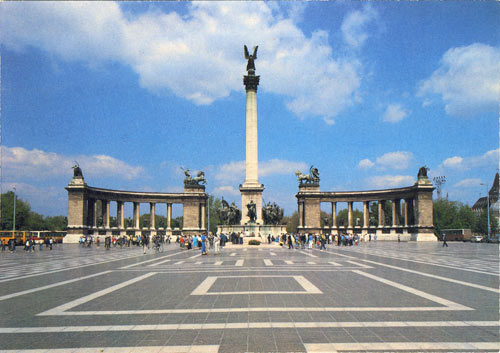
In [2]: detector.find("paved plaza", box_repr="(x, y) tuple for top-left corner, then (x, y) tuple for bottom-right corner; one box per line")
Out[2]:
(0, 241), (498, 353)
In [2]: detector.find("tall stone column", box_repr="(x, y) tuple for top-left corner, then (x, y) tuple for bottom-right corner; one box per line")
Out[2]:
(403, 199), (409, 227)
(133, 202), (140, 229)
(363, 201), (369, 228)
(117, 201), (124, 229)
(102, 200), (110, 229)
(166, 203), (172, 230)
(200, 203), (206, 230)
(331, 202), (337, 228)
(240, 62), (264, 225)
(378, 201), (385, 227)
(149, 203), (156, 229)
(348, 201), (354, 228)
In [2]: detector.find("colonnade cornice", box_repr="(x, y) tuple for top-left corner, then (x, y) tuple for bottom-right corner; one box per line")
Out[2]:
(84, 186), (207, 204)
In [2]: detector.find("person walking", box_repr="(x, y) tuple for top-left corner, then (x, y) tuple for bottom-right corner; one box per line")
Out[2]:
(320, 234), (326, 250)
(214, 235), (220, 255)
(201, 233), (207, 255)
(442, 233), (448, 247)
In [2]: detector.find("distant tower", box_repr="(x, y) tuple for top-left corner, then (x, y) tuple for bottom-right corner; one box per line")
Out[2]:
(433, 176), (446, 199)
(240, 45), (264, 224)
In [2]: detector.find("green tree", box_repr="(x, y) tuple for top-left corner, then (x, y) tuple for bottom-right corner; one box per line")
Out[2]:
(172, 216), (183, 229)
(26, 212), (46, 230)
(433, 199), (461, 234)
(206, 195), (222, 234)
(474, 209), (499, 236)
(45, 216), (67, 230)
(284, 211), (299, 233)
(1, 192), (31, 230)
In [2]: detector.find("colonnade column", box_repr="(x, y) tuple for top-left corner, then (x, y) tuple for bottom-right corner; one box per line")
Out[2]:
(102, 200), (110, 228)
(363, 201), (369, 228)
(133, 202), (140, 229)
(348, 201), (353, 228)
(150, 203), (155, 229)
(87, 199), (95, 228)
(117, 201), (124, 229)
(406, 199), (414, 226)
(392, 200), (399, 227)
(166, 203), (172, 230)
(331, 202), (337, 228)
(403, 200), (408, 227)
(378, 201), (385, 227)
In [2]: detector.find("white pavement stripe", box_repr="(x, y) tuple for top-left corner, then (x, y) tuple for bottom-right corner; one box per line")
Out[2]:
(352, 270), (471, 310)
(270, 252), (277, 256)
(339, 247), (498, 276)
(330, 251), (500, 294)
(0, 271), (112, 301)
(299, 251), (318, 258)
(38, 273), (156, 316)
(188, 253), (201, 260)
(195, 261), (202, 265)
(294, 276), (323, 294)
(328, 261), (341, 266)
(52, 305), (471, 316)
(235, 260), (244, 267)
(230, 253), (236, 256)
(346, 260), (371, 268)
(285, 260), (294, 265)
(2, 321), (498, 333)
(191, 277), (217, 295)
(0, 346), (220, 353)
(307, 261), (316, 265)
(0, 252), (146, 283)
(174, 261), (185, 265)
(148, 259), (170, 267)
(305, 342), (500, 352)
(264, 259), (273, 266)
(214, 261), (223, 266)
(121, 250), (186, 269)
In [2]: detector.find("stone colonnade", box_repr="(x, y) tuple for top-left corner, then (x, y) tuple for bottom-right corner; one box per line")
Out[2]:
(66, 177), (207, 243)
(296, 178), (435, 241)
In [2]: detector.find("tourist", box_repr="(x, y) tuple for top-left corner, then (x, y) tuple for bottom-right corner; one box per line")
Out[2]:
(287, 234), (293, 249)
(193, 234), (198, 248)
(8, 239), (15, 252)
(201, 233), (207, 255)
(442, 232), (448, 247)
(213, 234), (220, 255)
(267, 234), (271, 244)
(308, 233), (313, 249)
(320, 234), (326, 250)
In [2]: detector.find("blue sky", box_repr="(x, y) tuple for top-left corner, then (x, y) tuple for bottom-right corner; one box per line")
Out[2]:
(1, 1), (499, 217)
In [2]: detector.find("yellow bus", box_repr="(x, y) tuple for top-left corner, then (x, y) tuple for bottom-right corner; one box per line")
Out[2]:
(0, 231), (33, 246)
(31, 231), (67, 244)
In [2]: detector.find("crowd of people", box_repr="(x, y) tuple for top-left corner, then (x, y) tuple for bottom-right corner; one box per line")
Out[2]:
(265, 232), (376, 250)
(177, 232), (224, 255)
(1, 237), (55, 253)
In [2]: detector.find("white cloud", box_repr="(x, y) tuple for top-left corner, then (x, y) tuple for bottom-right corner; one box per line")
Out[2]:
(215, 159), (307, 183)
(376, 151), (413, 170)
(358, 158), (375, 169)
(341, 4), (378, 49)
(366, 175), (415, 189)
(2, 146), (145, 181)
(2, 182), (67, 216)
(453, 178), (482, 188)
(440, 148), (499, 171)
(1, 2), (363, 121)
(358, 152), (413, 171)
(382, 104), (408, 123)
(418, 43), (500, 117)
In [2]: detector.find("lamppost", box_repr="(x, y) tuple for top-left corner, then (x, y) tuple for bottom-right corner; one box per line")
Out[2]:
(12, 187), (16, 232)
(480, 183), (490, 240)
(433, 176), (446, 199)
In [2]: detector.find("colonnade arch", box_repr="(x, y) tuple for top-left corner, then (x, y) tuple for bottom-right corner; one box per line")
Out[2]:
(66, 174), (207, 243)
(296, 171), (436, 241)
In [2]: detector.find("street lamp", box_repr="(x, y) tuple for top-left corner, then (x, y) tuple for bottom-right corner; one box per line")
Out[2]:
(480, 183), (490, 240)
(433, 176), (446, 199)
(12, 187), (16, 232)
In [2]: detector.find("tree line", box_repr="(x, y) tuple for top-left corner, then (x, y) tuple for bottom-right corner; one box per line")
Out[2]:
(2, 192), (497, 236)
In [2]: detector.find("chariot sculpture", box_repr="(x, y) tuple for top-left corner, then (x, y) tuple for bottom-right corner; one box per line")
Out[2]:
(217, 199), (241, 225)
(181, 167), (207, 186)
(262, 201), (284, 225)
(295, 165), (320, 185)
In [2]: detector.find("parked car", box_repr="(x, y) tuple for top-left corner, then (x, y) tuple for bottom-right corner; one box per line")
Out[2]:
(471, 235), (483, 243)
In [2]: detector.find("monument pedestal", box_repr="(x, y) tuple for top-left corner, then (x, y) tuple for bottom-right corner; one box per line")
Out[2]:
(239, 184), (264, 225)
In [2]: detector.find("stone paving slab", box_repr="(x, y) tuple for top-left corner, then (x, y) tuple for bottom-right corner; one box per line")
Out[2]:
(0, 242), (498, 352)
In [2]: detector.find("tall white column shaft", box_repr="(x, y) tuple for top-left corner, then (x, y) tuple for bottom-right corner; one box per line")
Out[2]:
(244, 89), (259, 186)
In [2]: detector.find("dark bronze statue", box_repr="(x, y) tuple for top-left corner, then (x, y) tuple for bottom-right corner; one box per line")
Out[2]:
(417, 166), (429, 179)
(262, 201), (284, 225)
(181, 167), (206, 186)
(247, 200), (257, 222)
(72, 161), (83, 178)
(218, 199), (241, 225)
(244, 45), (258, 73)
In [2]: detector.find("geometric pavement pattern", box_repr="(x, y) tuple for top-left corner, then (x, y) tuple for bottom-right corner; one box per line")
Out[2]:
(0, 241), (498, 352)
